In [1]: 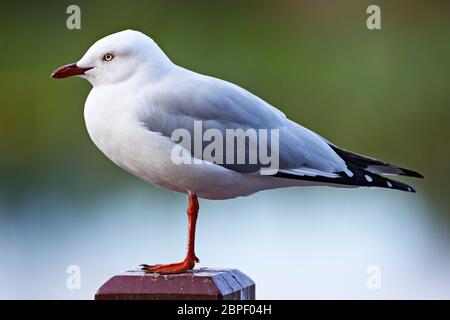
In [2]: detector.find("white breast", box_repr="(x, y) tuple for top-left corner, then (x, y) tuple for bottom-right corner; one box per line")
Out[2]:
(84, 87), (128, 163)
(83, 86), (248, 199)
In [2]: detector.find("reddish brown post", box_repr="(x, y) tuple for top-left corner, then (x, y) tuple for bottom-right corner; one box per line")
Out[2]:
(95, 268), (255, 300)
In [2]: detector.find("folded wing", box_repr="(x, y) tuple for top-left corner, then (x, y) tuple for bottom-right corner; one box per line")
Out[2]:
(141, 68), (422, 192)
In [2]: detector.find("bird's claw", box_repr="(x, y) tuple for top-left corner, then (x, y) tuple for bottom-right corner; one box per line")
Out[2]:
(140, 257), (198, 274)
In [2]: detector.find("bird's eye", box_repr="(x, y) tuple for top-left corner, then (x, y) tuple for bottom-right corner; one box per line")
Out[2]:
(102, 53), (114, 62)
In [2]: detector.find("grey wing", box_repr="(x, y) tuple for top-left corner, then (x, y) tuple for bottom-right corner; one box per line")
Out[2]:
(140, 70), (348, 177)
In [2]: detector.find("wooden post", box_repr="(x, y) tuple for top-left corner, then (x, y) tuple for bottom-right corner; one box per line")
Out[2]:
(95, 268), (255, 300)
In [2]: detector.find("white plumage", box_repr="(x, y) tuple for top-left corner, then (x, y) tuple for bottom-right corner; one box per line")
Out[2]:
(51, 29), (422, 273)
(56, 30), (422, 199)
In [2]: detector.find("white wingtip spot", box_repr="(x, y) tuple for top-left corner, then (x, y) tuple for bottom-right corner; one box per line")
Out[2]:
(364, 174), (373, 182)
(408, 187), (412, 192)
(386, 181), (392, 188)
(344, 169), (354, 178)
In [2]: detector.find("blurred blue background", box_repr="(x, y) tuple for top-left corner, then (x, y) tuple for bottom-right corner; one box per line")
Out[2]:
(0, 0), (449, 299)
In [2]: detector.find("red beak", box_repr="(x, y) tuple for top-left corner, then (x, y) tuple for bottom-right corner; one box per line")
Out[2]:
(50, 63), (93, 79)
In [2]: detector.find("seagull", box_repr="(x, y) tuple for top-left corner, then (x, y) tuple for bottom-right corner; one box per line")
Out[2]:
(51, 30), (423, 273)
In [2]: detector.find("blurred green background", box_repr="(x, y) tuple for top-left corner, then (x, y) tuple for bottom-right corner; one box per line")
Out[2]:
(0, 0), (449, 299)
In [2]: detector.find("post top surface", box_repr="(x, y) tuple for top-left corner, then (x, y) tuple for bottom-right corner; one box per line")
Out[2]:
(95, 268), (255, 300)
(118, 267), (235, 277)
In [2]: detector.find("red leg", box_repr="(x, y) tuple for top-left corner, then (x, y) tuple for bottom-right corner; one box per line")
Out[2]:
(142, 193), (200, 274)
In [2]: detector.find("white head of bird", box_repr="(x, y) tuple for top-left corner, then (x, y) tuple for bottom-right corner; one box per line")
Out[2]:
(51, 29), (173, 86)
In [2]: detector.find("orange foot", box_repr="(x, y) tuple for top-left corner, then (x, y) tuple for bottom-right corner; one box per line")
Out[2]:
(141, 256), (200, 274)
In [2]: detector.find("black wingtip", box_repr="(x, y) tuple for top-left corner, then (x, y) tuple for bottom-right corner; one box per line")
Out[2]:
(328, 143), (423, 179)
(399, 168), (424, 179)
(381, 175), (417, 193)
(402, 183), (416, 193)
(275, 165), (418, 193)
